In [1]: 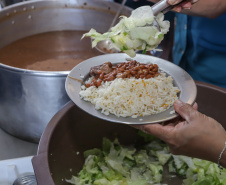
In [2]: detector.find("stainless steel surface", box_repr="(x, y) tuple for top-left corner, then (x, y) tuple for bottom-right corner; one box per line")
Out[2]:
(95, 39), (119, 54)
(0, 0), (132, 143)
(95, 0), (127, 53)
(109, 0), (127, 30)
(66, 53), (197, 124)
(152, 0), (187, 15)
(0, 0), (5, 9)
(13, 175), (37, 185)
(0, 128), (38, 161)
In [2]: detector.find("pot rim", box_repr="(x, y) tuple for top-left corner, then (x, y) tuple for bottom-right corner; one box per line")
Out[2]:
(32, 101), (74, 185)
(195, 80), (226, 93)
(0, 0), (132, 77)
(0, 0), (77, 76)
(0, 63), (69, 76)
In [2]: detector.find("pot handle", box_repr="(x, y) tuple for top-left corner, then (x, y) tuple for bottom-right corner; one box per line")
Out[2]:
(32, 154), (55, 185)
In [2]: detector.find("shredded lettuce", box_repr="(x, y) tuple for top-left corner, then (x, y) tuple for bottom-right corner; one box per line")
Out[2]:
(67, 133), (226, 185)
(168, 151), (226, 185)
(67, 137), (169, 185)
(82, 6), (170, 57)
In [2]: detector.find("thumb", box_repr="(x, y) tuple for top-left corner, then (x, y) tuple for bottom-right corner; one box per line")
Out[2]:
(168, 0), (182, 5)
(133, 123), (171, 142)
(174, 99), (198, 122)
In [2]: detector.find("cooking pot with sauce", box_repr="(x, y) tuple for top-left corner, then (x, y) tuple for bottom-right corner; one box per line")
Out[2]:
(0, 0), (132, 143)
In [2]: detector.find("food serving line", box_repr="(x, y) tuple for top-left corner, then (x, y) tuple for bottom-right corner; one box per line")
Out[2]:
(0, 0), (226, 185)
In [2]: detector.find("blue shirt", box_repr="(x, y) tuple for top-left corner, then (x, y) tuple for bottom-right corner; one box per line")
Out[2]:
(173, 14), (226, 88)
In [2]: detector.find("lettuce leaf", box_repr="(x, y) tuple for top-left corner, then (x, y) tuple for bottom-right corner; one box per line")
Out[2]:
(82, 6), (170, 57)
(67, 134), (226, 185)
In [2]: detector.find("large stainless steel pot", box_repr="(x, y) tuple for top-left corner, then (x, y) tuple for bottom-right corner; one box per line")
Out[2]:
(0, 0), (132, 143)
(32, 81), (226, 185)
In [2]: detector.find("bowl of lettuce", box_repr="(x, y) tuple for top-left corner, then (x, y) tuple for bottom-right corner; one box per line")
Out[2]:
(66, 132), (226, 185)
(32, 81), (226, 185)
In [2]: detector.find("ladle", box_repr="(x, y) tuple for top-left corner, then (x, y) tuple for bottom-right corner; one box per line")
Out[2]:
(95, 0), (187, 54)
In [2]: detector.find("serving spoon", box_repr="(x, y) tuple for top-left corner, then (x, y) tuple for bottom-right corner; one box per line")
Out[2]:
(95, 0), (187, 54)
(95, 0), (127, 54)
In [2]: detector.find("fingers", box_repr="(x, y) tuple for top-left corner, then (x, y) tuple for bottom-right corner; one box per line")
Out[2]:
(133, 100), (200, 143)
(173, 6), (182, 12)
(168, 0), (183, 5)
(163, 116), (182, 126)
(174, 99), (198, 122)
(168, 0), (198, 5)
(133, 123), (167, 141)
(168, 0), (195, 12)
(193, 102), (198, 110)
(181, 1), (192, 9)
(169, 1), (190, 12)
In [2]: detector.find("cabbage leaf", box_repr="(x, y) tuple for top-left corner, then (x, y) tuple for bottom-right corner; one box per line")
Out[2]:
(67, 133), (226, 185)
(82, 6), (170, 57)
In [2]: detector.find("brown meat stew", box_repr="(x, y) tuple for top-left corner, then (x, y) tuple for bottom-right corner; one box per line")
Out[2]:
(86, 60), (159, 88)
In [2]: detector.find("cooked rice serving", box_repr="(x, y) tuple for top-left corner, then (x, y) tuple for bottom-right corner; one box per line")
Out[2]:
(79, 72), (180, 118)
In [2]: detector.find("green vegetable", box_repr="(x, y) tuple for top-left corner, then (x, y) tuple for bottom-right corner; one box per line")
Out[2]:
(121, 46), (128, 51)
(82, 6), (170, 58)
(137, 130), (156, 142)
(67, 137), (170, 185)
(169, 154), (226, 185)
(67, 132), (226, 185)
(142, 48), (147, 54)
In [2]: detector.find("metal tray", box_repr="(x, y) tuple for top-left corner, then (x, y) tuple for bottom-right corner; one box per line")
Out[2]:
(65, 53), (197, 124)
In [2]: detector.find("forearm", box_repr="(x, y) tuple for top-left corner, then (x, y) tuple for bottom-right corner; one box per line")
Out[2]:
(221, 154), (226, 168)
(196, 132), (226, 168)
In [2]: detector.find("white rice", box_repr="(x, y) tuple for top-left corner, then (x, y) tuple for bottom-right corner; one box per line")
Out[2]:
(79, 72), (180, 118)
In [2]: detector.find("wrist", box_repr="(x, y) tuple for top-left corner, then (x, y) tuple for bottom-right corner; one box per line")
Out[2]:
(205, 132), (226, 166)
(218, 141), (226, 169)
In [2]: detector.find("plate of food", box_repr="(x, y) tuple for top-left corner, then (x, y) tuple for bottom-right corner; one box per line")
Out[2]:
(65, 53), (197, 124)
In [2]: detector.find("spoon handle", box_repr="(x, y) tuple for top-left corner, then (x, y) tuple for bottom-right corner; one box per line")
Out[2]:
(109, 0), (127, 29)
(152, 0), (187, 15)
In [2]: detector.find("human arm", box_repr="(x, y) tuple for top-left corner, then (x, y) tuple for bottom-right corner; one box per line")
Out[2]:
(133, 99), (226, 168)
(148, 0), (226, 18)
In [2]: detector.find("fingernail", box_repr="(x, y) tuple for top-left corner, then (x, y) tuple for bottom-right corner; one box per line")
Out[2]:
(192, 0), (199, 3)
(174, 7), (182, 12)
(168, 0), (181, 5)
(191, 0), (199, 5)
(175, 99), (183, 105)
(183, 2), (192, 9)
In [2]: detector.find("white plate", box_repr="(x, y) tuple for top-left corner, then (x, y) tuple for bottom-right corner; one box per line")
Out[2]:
(65, 53), (197, 124)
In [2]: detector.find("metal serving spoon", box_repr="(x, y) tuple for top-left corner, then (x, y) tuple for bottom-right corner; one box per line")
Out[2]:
(95, 0), (187, 54)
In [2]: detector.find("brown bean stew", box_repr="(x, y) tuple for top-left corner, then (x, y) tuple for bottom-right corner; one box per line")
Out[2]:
(86, 60), (160, 88)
